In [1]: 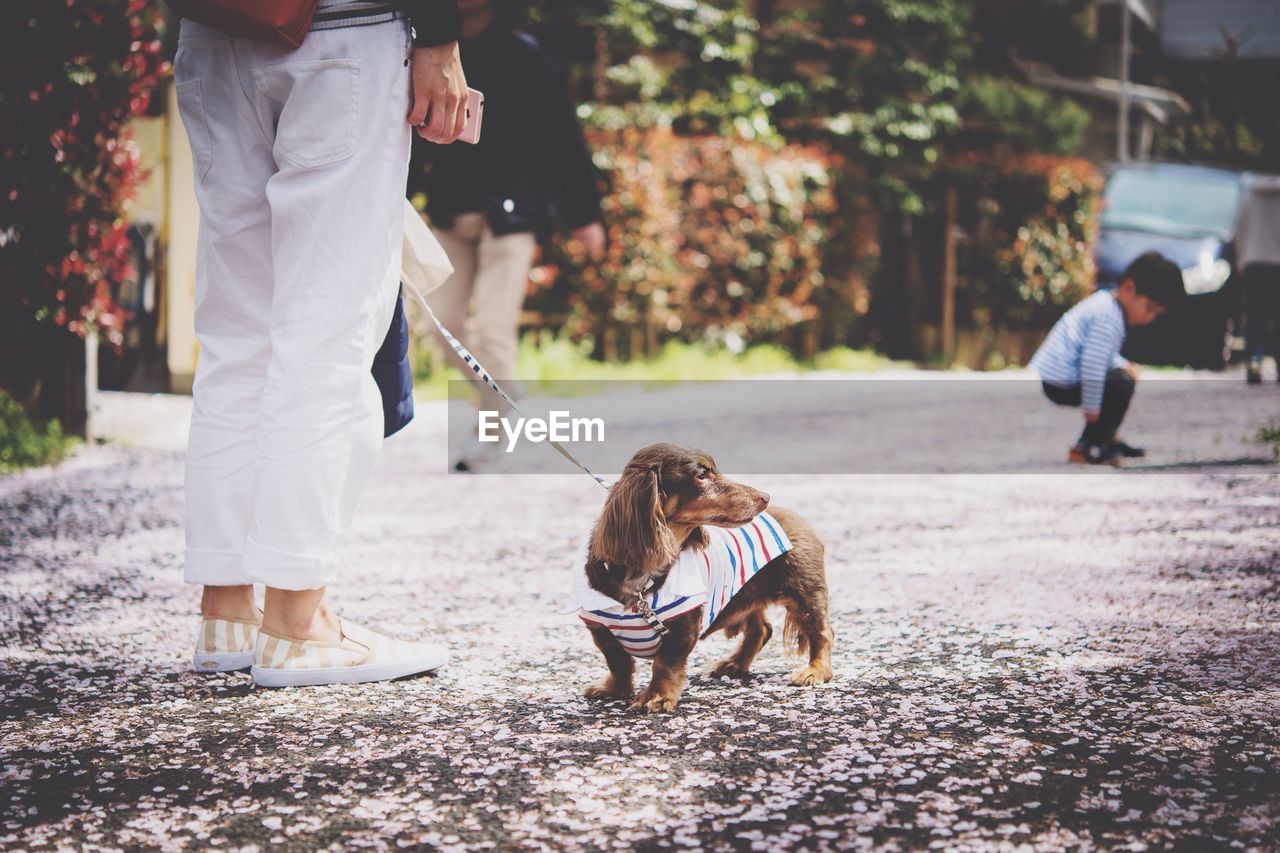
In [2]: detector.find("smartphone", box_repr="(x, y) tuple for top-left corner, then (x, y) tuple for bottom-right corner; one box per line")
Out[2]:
(457, 87), (484, 145)
(423, 87), (484, 144)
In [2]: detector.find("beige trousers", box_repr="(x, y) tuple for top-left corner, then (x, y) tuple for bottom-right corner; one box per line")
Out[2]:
(429, 212), (538, 412)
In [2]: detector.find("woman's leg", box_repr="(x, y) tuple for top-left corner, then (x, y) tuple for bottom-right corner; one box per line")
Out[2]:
(426, 216), (486, 468)
(468, 225), (539, 413)
(428, 212), (484, 372)
(238, 21), (414, 607)
(174, 23), (274, 621)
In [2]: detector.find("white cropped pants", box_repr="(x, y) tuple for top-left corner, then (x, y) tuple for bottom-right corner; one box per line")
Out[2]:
(175, 18), (412, 590)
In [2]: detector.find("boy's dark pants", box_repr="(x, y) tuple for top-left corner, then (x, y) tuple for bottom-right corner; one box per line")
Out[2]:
(1042, 368), (1134, 445)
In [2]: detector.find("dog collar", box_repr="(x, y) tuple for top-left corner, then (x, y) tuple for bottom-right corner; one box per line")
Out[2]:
(604, 563), (672, 640)
(634, 577), (672, 639)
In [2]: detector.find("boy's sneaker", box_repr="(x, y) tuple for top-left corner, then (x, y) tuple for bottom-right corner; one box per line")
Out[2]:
(1112, 439), (1146, 458)
(1068, 441), (1123, 467)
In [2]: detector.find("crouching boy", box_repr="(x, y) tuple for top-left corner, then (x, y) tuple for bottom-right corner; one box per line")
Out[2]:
(1030, 252), (1185, 465)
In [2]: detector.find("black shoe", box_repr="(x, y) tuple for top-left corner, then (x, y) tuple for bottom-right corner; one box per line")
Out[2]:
(1068, 441), (1121, 466)
(1112, 440), (1146, 458)
(1247, 358), (1263, 384)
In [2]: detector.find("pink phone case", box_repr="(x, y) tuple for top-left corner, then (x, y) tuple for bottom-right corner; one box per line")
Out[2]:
(422, 88), (484, 144)
(458, 88), (484, 145)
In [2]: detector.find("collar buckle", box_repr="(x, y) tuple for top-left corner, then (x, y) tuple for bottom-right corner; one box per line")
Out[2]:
(634, 577), (670, 639)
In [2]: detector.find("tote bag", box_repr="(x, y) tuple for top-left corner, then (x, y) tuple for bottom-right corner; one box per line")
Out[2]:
(167, 0), (319, 48)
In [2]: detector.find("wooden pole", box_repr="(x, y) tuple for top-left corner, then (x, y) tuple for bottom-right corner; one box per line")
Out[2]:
(1118, 0), (1132, 161)
(941, 183), (958, 361)
(84, 326), (98, 442)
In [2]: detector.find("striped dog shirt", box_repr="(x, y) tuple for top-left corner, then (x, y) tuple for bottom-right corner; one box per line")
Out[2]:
(570, 512), (794, 659)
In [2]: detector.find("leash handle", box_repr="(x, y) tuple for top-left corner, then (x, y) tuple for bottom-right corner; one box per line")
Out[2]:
(400, 277), (611, 492)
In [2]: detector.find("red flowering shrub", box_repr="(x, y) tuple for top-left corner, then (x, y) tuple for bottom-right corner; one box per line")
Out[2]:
(0, 1), (167, 420)
(951, 152), (1102, 329)
(527, 128), (855, 359)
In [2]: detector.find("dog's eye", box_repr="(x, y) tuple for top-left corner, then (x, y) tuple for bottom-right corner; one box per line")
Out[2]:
(695, 467), (709, 481)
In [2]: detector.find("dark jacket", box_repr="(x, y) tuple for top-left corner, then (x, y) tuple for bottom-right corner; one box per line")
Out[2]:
(408, 27), (602, 238)
(399, 0), (460, 47)
(374, 289), (414, 437)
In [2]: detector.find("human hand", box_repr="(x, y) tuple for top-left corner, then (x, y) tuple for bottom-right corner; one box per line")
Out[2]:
(409, 42), (467, 143)
(1124, 362), (1140, 381)
(572, 222), (606, 262)
(1084, 410), (1100, 424)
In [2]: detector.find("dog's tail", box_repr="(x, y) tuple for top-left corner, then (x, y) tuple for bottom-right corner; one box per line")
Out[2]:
(783, 612), (810, 657)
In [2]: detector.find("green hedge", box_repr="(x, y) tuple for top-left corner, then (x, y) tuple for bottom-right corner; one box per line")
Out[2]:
(526, 128), (853, 360)
(953, 152), (1103, 330)
(0, 390), (72, 472)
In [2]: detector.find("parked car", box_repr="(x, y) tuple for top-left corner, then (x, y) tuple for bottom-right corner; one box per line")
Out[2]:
(1096, 161), (1245, 369)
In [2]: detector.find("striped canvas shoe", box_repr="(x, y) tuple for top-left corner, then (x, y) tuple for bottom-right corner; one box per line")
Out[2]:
(193, 615), (261, 672)
(250, 620), (447, 688)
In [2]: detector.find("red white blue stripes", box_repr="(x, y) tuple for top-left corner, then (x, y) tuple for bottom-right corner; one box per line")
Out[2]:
(574, 512), (793, 659)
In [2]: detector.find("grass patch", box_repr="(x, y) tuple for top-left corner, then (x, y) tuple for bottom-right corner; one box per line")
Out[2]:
(0, 390), (75, 473)
(1259, 424), (1280, 459)
(411, 335), (901, 400)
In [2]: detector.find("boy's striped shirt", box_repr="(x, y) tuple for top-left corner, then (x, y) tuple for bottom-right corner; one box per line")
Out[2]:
(569, 513), (794, 659)
(1029, 289), (1130, 413)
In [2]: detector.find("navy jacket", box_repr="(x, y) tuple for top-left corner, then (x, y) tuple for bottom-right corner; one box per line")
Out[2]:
(372, 289), (414, 437)
(408, 28), (602, 239)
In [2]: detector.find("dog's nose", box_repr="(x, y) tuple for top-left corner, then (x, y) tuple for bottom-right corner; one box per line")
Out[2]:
(758, 491), (770, 506)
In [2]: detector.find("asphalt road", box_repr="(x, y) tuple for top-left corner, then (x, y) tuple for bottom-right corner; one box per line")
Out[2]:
(2, 376), (1278, 850)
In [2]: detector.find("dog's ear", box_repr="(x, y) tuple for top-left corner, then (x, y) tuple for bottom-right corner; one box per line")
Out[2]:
(592, 462), (678, 575)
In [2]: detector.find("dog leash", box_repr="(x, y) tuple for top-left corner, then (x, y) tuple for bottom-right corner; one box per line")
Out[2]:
(401, 278), (610, 492)
(403, 279), (668, 637)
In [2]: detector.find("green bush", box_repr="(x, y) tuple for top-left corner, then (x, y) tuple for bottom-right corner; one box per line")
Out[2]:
(410, 333), (897, 399)
(0, 0), (168, 426)
(526, 128), (850, 361)
(0, 390), (73, 472)
(1259, 425), (1280, 460)
(953, 152), (1102, 329)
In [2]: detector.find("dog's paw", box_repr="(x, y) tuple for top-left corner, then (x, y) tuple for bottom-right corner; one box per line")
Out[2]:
(709, 659), (752, 680)
(583, 680), (633, 702)
(629, 691), (679, 714)
(789, 664), (834, 687)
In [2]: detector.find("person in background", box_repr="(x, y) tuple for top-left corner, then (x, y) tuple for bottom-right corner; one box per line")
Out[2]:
(1029, 252), (1185, 466)
(408, 0), (605, 471)
(1234, 174), (1280, 384)
(178, 0), (469, 687)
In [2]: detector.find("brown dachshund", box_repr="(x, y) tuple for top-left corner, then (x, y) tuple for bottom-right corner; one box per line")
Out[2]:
(578, 443), (834, 713)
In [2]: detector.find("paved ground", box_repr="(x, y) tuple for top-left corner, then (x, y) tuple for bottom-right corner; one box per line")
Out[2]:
(2, 377), (1278, 850)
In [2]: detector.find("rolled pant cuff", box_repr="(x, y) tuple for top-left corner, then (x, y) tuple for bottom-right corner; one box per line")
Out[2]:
(185, 548), (252, 586)
(242, 537), (338, 591)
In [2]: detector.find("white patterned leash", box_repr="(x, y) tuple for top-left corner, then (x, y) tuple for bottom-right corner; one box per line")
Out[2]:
(401, 278), (610, 491)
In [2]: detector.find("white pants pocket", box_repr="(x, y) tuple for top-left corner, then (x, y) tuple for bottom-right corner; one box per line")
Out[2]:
(174, 78), (214, 182)
(254, 59), (362, 168)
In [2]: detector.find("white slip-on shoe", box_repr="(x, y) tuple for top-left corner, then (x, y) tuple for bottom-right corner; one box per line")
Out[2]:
(193, 614), (261, 672)
(250, 619), (447, 688)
